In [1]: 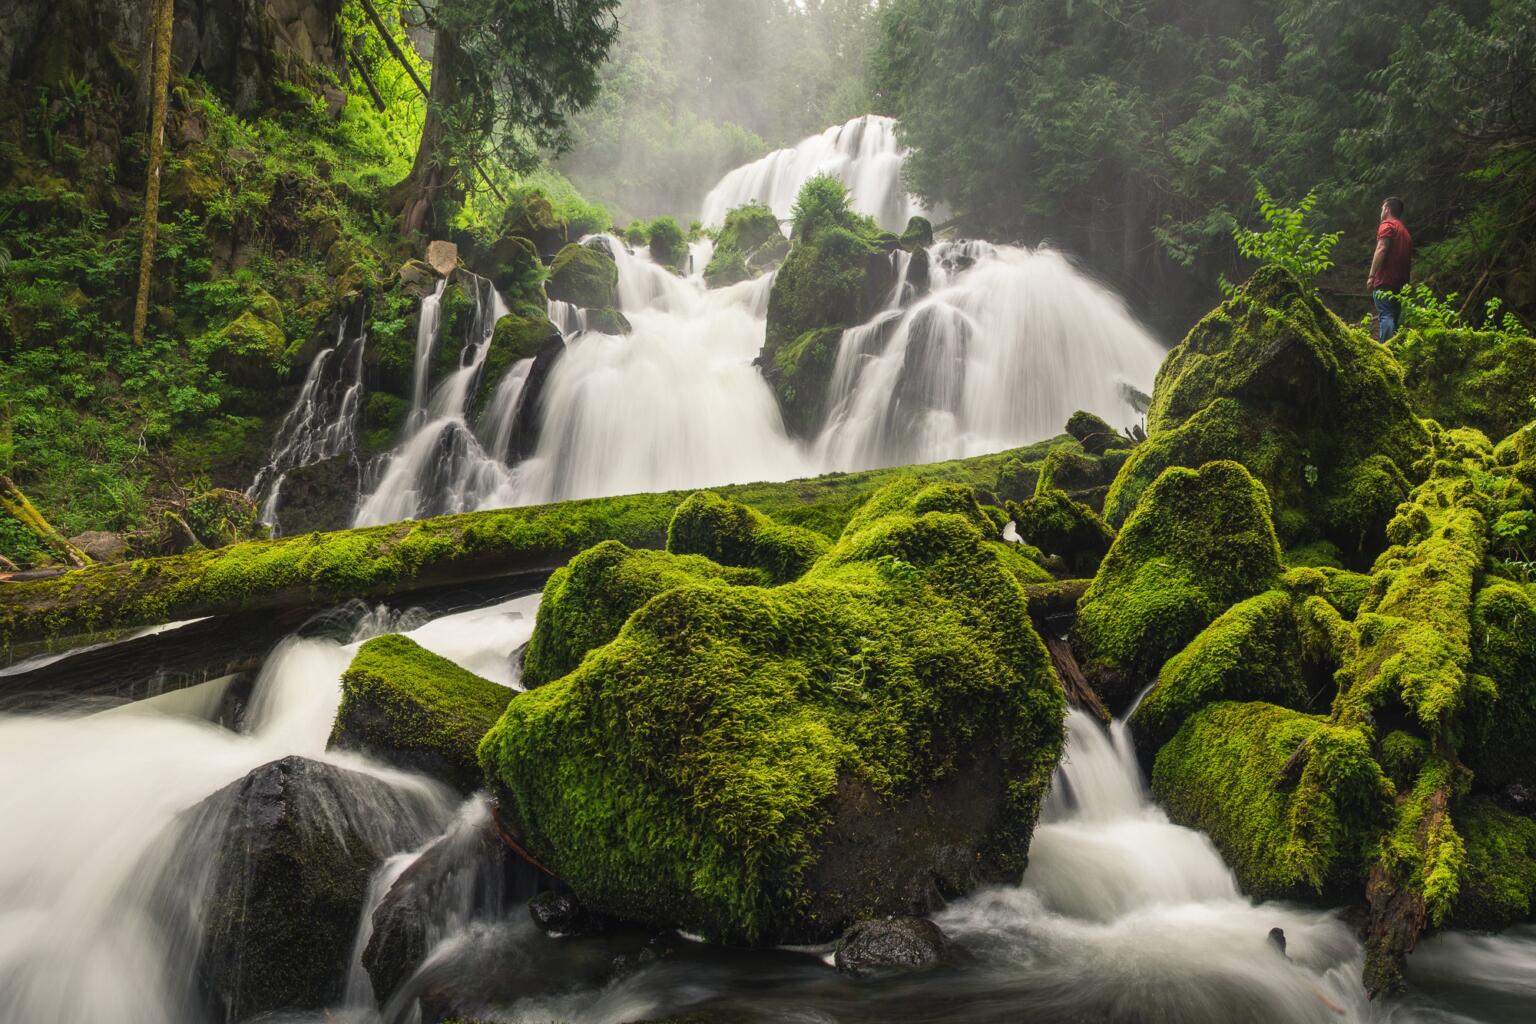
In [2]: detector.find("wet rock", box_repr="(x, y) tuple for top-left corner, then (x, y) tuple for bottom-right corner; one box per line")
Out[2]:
(504, 332), (567, 462)
(268, 454), (360, 534)
(528, 890), (616, 936)
(189, 755), (441, 1021)
(547, 242), (618, 309)
(398, 258), (440, 297)
(584, 306), (632, 335)
(834, 916), (950, 976)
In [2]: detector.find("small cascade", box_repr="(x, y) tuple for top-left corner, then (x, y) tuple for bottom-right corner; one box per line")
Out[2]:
(700, 114), (926, 232)
(812, 242), (1164, 472)
(353, 274), (515, 526)
(247, 312), (369, 532)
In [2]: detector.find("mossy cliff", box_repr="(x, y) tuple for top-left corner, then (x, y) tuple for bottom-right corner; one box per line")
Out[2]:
(477, 479), (1065, 944)
(1103, 267), (1429, 557)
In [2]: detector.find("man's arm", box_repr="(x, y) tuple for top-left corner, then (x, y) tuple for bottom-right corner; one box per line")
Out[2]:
(1368, 231), (1393, 289)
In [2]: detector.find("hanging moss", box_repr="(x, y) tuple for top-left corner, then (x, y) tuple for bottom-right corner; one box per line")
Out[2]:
(1152, 701), (1394, 901)
(478, 478), (1065, 945)
(331, 634), (514, 793)
(667, 491), (830, 584)
(1072, 460), (1284, 710)
(520, 540), (764, 689)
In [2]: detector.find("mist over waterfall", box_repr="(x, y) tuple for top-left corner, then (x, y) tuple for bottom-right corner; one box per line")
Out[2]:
(700, 114), (926, 232)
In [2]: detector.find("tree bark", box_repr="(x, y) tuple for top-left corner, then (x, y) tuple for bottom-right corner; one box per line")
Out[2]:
(131, 0), (176, 346)
(396, 27), (464, 234)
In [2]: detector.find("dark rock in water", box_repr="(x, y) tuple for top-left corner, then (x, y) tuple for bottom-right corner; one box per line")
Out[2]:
(833, 916), (950, 976)
(364, 804), (538, 1005)
(190, 755), (441, 1021)
(505, 333), (567, 462)
(528, 890), (617, 937)
(270, 454), (360, 534)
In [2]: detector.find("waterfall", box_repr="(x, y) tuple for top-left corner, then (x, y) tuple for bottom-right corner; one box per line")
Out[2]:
(700, 114), (926, 232)
(247, 312), (369, 532)
(812, 242), (1165, 472)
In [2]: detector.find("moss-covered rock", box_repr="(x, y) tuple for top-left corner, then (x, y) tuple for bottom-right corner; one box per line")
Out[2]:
(705, 201), (784, 288)
(1034, 444), (1126, 511)
(766, 326), (845, 439)
(1103, 267), (1430, 555)
(520, 540), (765, 689)
(483, 233), (545, 303)
(1007, 490), (1114, 575)
(331, 634), (515, 793)
(1152, 701), (1395, 901)
(1390, 327), (1536, 442)
(363, 391), (410, 457)
(1464, 580), (1536, 794)
(667, 490), (830, 584)
(547, 242), (618, 309)
(1451, 797), (1536, 930)
(1072, 460), (1284, 710)
(475, 308), (561, 416)
(900, 215), (934, 251)
(1065, 409), (1130, 456)
(994, 456), (1040, 503)
(584, 307), (632, 335)
(647, 216), (687, 271)
(479, 479), (1065, 945)
(209, 309), (287, 388)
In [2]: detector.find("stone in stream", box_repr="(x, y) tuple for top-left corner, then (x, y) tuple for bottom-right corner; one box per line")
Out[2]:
(186, 755), (442, 1021)
(833, 916), (951, 976)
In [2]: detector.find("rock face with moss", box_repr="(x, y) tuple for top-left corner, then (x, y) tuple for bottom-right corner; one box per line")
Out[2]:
(1390, 327), (1536, 441)
(1007, 490), (1115, 576)
(479, 479), (1065, 944)
(331, 634), (515, 793)
(1104, 267), (1429, 556)
(1072, 460), (1284, 710)
(547, 242), (618, 309)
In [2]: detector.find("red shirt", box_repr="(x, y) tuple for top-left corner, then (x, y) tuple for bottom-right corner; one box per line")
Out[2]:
(1369, 217), (1413, 291)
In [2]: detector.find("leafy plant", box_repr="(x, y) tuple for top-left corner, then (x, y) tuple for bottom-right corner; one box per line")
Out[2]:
(1220, 186), (1343, 296)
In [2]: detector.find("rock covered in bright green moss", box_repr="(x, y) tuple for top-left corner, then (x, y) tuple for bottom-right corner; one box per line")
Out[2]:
(1104, 267), (1430, 554)
(900, 215), (934, 251)
(667, 490), (830, 584)
(1390, 326), (1536, 441)
(1034, 444), (1126, 511)
(478, 479), (1065, 944)
(705, 201), (785, 287)
(584, 307), (632, 335)
(1072, 460), (1284, 710)
(1065, 409), (1129, 456)
(547, 242), (617, 309)
(994, 456), (1040, 503)
(1464, 580), (1536, 794)
(209, 308), (287, 387)
(1451, 797), (1536, 930)
(1153, 701), (1394, 900)
(1007, 490), (1114, 576)
(520, 540), (765, 688)
(331, 634), (515, 793)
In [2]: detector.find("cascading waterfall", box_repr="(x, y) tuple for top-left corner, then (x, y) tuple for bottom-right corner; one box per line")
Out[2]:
(700, 114), (926, 232)
(248, 312), (369, 531)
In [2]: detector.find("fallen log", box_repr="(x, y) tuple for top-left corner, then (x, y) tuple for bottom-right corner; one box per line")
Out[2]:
(0, 441), (1067, 661)
(1043, 632), (1109, 722)
(0, 474), (91, 568)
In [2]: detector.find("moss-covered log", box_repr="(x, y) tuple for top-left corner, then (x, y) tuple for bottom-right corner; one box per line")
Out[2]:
(0, 441), (1067, 661)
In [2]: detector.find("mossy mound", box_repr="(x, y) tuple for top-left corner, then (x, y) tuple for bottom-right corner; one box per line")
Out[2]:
(667, 491), (830, 584)
(1463, 581), (1536, 794)
(1390, 327), (1536, 441)
(479, 479), (1065, 944)
(331, 634), (515, 794)
(1451, 797), (1536, 930)
(900, 215), (934, 251)
(1007, 490), (1114, 576)
(1104, 267), (1430, 555)
(475, 308), (561, 416)
(520, 540), (766, 689)
(646, 216), (687, 271)
(994, 456), (1041, 503)
(704, 201), (785, 288)
(765, 326), (846, 439)
(547, 242), (618, 309)
(1065, 410), (1130, 456)
(584, 307), (632, 335)
(1034, 444), (1127, 511)
(1072, 460), (1283, 710)
(1152, 701), (1395, 900)
(208, 309), (287, 388)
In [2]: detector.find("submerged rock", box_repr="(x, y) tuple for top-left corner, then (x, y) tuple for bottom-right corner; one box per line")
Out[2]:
(479, 479), (1065, 945)
(189, 755), (441, 1021)
(527, 890), (616, 937)
(834, 916), (950, 976)
(331, 634), (515, 793)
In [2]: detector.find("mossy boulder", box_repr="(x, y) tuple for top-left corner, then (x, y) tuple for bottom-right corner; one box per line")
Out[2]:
(499, 188), (568, 257)
(900, 215), (934, 251)
(1065, 409), (1129, 456)
(666, 490), (831, 584)
(520, 540), (766, 688)
(547, 242), (617, 309)
(429, 281), (476, 383)
(484, 233), (545, 303)
(1151, 701), (1394, 901)
(479, 479), (1066, 944)
(1072, 460), (1284, 710)
(705, 201), (786, 288)
(994, 456), (1040, 503)
(331, 634), (516, 794)
(584, 307), (632, 335)
(1104, 267), (1430, 555)
(765, 326), (845, 439)
(1450, 797), (1536, 930)
(1034, 444), (1126, 511)
(1463, 580), (1536, 795)
(1007, 490), (1114, 575)
(186, 756), (440, 1021)
(1390, 327), (1536, 441)
(209, 309), (287, 388)
(647, 216), (687, 271)
(363, 391), (410, 457)
(475, 308), (562, 416)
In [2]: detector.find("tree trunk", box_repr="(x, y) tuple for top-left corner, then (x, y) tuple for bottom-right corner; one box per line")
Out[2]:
(131, 0), (176, 347)
(396, 28), (465, 235)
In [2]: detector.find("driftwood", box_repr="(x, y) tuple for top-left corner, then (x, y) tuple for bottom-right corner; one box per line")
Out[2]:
(1043, 634), (1109, 722)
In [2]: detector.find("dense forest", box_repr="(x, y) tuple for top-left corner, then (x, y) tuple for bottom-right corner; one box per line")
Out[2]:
(3, 3), (1536, 1024)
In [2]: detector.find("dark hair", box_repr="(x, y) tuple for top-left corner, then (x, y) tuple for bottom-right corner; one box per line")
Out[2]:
(1384, 196), (1404, 218)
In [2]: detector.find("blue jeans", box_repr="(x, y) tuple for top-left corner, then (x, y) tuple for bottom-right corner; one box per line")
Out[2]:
(1373, 290), (1402, 341)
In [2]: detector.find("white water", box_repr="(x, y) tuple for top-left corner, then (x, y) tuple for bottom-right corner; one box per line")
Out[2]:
(0, 595), (539, 1024)
(700, 114), (926, 232)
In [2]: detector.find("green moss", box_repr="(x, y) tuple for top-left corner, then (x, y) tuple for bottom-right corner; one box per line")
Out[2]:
(704, 202), (783, 287)
(547, 243), (617, 309)
(1065, 410), (1128, 455)
(1451, 797), (1536, 930)
(994, 456), (1040, 503)
(1463, 580), (1536, 791)
(1285, 540), (1344, 568)
(667, 491), (830, 584)
(768, 327), (845, 438)
(331, 634), (514, 793)
(900, 216), (934, 251)
(584, 307), (632, 335)
(1035, 446), (1122, 505)
(1007, 490), (1114, 575)
(1152, 701), (1394, 900)
(1131, 591), (1313, 755)
(478, 479), (1065, 944)
(429, 283), (475, 383)
(1072, 461), (1284, 709)
(1390, 327), (1536, 441)
(521, 540), (764, 688)
(646, 216), (687, 271)
(362, 392), (409, 457)
(210, 310), (287, 388)
(475, 308), (558, 415)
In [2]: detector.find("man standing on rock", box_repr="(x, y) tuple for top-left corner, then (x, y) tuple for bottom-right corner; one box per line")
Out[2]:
(1367, 197), (1413, 341)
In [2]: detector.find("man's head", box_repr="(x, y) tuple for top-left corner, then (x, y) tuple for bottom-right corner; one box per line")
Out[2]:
(1381, 196), (1404, 222)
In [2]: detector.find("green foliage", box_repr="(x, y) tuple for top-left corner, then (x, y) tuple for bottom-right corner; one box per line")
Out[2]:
(1452, 797), (1536, 930)
(1219, 186), (1341, 296)
(791, 175), (854, 241)
(1388, 325), (1536, 441)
